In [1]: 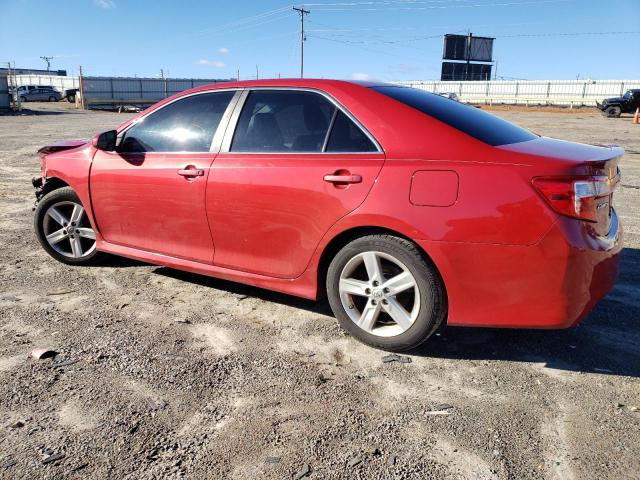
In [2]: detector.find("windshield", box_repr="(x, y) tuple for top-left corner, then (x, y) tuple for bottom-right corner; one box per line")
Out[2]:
(372, 86), (537, 146)
(623, 91), (633, 99)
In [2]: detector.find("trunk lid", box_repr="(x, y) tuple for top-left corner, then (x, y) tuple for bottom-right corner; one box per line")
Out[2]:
(500, 137), (622, 236)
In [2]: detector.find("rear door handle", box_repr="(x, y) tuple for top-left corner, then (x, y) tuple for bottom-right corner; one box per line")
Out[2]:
(177, 166), (204, 177)
(323, 174), (362, 184)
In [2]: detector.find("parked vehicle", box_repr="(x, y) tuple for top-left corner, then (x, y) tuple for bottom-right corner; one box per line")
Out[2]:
(438, 92), (459, 101)
(18, 87), (62, 102)
(16, 85), (56, 96)
(31, 80), (623, 351)
(597, 89), (640, 117)
(64, 88), (79, 103)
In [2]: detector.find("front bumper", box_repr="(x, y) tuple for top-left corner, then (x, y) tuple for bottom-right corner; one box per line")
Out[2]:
(418, 210), (622, 329)
(32, 176), (45, 210)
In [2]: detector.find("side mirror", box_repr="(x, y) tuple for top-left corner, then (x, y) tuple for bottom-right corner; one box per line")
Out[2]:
(93, 130), (117, 151)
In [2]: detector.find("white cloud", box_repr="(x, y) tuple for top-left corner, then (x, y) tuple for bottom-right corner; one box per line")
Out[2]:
(386, 63), (421, 76)
(195, 59), (226, 68)
(94, 0), (116, 9)
(351, 73), (373, 81)
(217, 47), (230, 54)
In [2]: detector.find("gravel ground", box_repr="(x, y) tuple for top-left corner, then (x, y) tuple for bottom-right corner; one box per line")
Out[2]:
(0, 102), (639, 479)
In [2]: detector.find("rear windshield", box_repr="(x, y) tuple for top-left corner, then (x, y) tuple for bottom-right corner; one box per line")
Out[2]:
(371, 86), (537, 146)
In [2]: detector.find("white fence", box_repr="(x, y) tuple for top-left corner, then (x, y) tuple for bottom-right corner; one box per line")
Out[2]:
(16, 74), (79, 92)
(13, 75), (640, 108)
(394, 79), (640, 107)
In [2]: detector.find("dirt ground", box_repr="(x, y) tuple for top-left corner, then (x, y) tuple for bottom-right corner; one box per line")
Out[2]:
(0, 102), (639, 480)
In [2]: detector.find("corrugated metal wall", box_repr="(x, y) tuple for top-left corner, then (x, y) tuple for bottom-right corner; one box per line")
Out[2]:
(394, 79), (640, 106)
(81, 77), (231, 105)
(14, 75), (231, 107)
(0, 75), (9, 110)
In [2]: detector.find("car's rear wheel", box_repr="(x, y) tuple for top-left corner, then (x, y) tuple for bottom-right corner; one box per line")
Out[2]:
(19, 96), (26, 102)
(604, 105), (622, 118)
(34, 187), (103, 265)
(49, 96), (57, 102)
(326, 234), (446, 351)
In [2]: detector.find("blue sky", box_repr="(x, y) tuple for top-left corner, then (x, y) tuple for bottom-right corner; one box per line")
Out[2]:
(1, 0), (638, 81)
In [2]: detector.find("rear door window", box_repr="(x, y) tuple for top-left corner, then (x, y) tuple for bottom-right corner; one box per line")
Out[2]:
(119, 91), (235, 153)
(325, 110), (377, 152)
(230, 89), (379, 153)
(231, 90), (335, 152)
(372, 86), (537, 146)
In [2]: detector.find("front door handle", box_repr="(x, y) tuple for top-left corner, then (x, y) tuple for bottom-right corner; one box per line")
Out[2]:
(323, 173), (362, 184)
(177, 166), (204, 177)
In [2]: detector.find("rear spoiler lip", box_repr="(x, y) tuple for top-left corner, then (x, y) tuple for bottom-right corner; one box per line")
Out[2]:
(498, 136), (625, 163)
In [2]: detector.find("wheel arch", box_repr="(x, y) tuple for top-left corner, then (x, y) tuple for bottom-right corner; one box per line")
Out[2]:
(316, 225), (448, 302)
(40, 177), (70, 198)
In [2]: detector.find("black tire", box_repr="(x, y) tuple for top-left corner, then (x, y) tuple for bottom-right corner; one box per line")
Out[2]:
(49, 96), (57, 102)
(604, 105), (622, 118)
(326, 234), (446, 352)
(19, 96), (26, 102)
(34, 187), (104, 266)
(67, 94), (76, 103)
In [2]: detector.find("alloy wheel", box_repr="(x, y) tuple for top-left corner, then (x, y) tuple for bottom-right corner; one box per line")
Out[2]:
(338, 251), (420, 337)
(43, 201), (96, 259)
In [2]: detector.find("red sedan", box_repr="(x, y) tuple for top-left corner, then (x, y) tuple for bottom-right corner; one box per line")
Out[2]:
(32, 79), (623, 351)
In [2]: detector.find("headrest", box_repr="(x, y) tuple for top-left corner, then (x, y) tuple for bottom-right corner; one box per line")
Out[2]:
(303, 104), (330, 131)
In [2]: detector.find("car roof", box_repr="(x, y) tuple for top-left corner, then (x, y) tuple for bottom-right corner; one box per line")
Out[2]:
(182, 78), (392, 95)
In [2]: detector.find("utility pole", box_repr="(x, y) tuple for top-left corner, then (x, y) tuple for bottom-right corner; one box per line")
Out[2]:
(40, 56), (53, 71)
(7, 62), (20, 110)
(256, 65), (259, 80)
(160, 69), (167, 98)
(78, 65), (85, 110)
(465, 32), (472, 81)
(236, 69), (240, 81)
(293, 6), (310, 78)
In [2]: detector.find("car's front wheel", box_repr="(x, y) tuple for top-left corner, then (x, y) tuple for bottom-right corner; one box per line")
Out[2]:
(326, 234), (446, 351)
(49, 96), (57, 102)
(604, 105), (622, 118)
(34, 187), (103, 265)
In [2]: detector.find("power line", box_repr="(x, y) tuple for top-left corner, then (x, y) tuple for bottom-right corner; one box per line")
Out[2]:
(193, 6), (292, 36)
(308, 17), (640, 47)
(497, 30), (640, 38)
(320, 29), (640, 45)
(306, 18), (462, 50)
(305, 18), (571, 34)
(306, 0), (574, 10)
(222, 31), (299, 48)
(306, 0), (505, 5)
(293, 6), (311, 78)
(133, 6), (295, 49)
(194, 12), (295, 38)
(307, 34), (403, 58)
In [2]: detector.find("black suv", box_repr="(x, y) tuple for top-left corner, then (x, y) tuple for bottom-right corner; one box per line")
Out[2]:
(597, 89), (640, 117)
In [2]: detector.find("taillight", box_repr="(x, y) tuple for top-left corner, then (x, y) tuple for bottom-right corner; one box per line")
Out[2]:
(532, 176), (616, 222)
